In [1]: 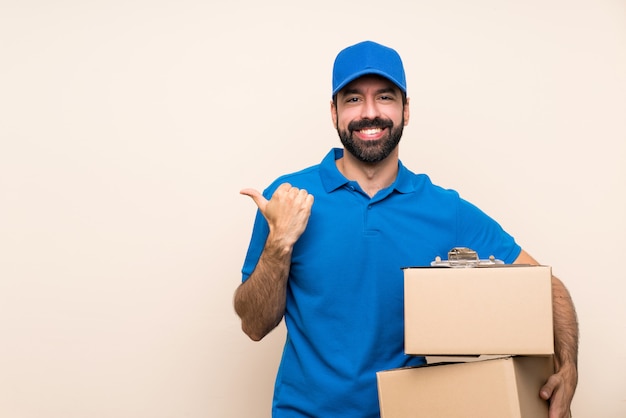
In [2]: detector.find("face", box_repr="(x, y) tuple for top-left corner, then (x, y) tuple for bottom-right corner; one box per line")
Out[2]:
(332, 75), (409, 163)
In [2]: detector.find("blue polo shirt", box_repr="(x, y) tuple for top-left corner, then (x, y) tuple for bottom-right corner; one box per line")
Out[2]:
(241, 148), (521, 418)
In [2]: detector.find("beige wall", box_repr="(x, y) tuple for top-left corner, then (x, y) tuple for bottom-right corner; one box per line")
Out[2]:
(1, 0), (624, 417)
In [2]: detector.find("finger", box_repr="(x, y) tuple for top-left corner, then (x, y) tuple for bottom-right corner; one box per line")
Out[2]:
(275, 182), (294, 195)
(548, 400), (569, 418)
(240, 188), (268, 211)
(286, 187), (315, 211)
(303, 190), (315, 208)
(540, 380), (554, 401)
(290, 186), (308, 200)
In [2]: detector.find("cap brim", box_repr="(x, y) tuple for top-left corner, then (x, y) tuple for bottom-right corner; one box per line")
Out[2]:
(332, 69), (406, 96)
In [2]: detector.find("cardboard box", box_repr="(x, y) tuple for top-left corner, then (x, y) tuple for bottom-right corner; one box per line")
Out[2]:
(377, 355), (554, 418)
(404, 265), (553, 355)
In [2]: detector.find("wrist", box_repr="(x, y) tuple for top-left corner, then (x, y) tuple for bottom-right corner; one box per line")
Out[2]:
(265, 232), (295, 258)
(556, 361), (578, 391)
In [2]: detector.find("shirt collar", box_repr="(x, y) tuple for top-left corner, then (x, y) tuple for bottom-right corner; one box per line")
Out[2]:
(320, 148), (416, 195)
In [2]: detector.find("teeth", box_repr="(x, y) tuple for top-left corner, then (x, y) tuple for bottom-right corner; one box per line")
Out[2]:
(360, 128), (382, 135)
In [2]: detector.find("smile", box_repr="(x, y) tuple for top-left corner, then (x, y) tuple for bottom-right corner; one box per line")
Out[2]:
(359, 128), (383, 135)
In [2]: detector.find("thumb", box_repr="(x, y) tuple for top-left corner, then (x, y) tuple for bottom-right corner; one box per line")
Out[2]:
(540, 376), (556, 401)
(240, 188), (268, 211)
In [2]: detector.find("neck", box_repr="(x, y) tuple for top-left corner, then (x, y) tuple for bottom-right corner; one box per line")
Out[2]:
(336, 148), (399, 197)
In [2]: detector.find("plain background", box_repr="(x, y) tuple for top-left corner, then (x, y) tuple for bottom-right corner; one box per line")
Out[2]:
(1, 0), (625, 417)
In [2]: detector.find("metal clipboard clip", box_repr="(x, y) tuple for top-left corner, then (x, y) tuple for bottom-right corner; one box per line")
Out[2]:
(430, 247), (504, 268)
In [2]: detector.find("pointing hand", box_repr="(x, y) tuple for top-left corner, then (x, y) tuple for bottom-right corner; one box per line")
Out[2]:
(241, 183), (314, 247)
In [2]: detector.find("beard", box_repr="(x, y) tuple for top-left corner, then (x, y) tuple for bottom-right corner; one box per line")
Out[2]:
(337, 116), (404, 163)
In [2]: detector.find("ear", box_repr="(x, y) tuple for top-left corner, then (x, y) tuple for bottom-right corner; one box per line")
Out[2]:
(330, 100), (338, 127)
(403, 97), (410, 126)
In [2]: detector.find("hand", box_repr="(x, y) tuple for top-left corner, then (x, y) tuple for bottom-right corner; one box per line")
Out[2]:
(241, 183), (314, 248)
(540, 363), (577, 418)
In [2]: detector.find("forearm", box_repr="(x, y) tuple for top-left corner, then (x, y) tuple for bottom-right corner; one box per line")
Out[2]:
(514, 250), (579, 369)
(552, 275), (579, 374)
(515, 250), (578, 415)
(234, 236), (292, 341)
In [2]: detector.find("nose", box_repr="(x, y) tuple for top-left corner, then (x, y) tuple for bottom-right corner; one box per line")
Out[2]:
(360, 98), (381, 120)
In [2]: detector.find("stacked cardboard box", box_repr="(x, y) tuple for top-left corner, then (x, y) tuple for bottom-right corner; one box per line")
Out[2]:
(377, 265), (555, 418)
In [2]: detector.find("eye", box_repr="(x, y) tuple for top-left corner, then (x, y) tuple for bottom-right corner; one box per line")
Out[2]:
(345, 96), (360, 103)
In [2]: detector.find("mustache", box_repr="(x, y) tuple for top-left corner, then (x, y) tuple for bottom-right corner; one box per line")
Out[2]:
(348, 117), (393, 133)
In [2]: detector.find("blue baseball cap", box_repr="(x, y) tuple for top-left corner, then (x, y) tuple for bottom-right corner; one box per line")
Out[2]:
(332, 40), (407, 97)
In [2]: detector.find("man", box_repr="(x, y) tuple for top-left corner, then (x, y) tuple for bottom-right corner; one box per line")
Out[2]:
(234, 40), (578, 418)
